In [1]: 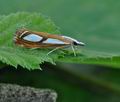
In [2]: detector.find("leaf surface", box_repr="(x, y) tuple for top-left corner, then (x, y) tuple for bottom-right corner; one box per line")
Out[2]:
(0, 12), (59, 69)
(0, 12), (120, 69)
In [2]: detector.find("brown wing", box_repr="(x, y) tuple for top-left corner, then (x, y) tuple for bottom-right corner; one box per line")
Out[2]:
(15, 38), (68, 48)
(14, 28), (72, 48)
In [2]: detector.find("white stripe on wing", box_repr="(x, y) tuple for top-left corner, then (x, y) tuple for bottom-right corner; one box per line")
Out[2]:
(43, 38), (66, 44)
(23, 34), (43, 42)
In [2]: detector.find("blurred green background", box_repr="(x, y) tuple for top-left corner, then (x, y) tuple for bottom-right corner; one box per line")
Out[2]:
(0, 0), (120, 102)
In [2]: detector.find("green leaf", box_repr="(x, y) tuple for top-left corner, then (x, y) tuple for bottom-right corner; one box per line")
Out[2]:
(0, 11), (120, 70)
(0, 12), (59, 70)
(57, 51), (120, 68)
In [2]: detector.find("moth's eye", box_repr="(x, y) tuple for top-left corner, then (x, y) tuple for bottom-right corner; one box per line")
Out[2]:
(73, 41), (78, 45)
(73, 41), (85, 46)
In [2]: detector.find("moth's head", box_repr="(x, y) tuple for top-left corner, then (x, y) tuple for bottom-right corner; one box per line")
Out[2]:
(62, 36), (85, 46)
(72, 39), (85, 46)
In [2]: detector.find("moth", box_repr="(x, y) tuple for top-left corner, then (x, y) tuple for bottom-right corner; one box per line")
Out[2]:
(14, 29), (85, 56)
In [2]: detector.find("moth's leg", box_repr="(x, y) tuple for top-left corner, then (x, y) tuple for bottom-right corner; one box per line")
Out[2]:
(30, 48), (38, 50)
(47, 47), (62, 55)
(71, 45), (76, 56)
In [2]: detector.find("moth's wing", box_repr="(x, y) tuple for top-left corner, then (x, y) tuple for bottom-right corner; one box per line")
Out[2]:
(42, 38), (68, 44)
(23, 34), (43, 42)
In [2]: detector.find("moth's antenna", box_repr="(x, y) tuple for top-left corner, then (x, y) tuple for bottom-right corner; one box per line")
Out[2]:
(71, 45), (76, 56)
